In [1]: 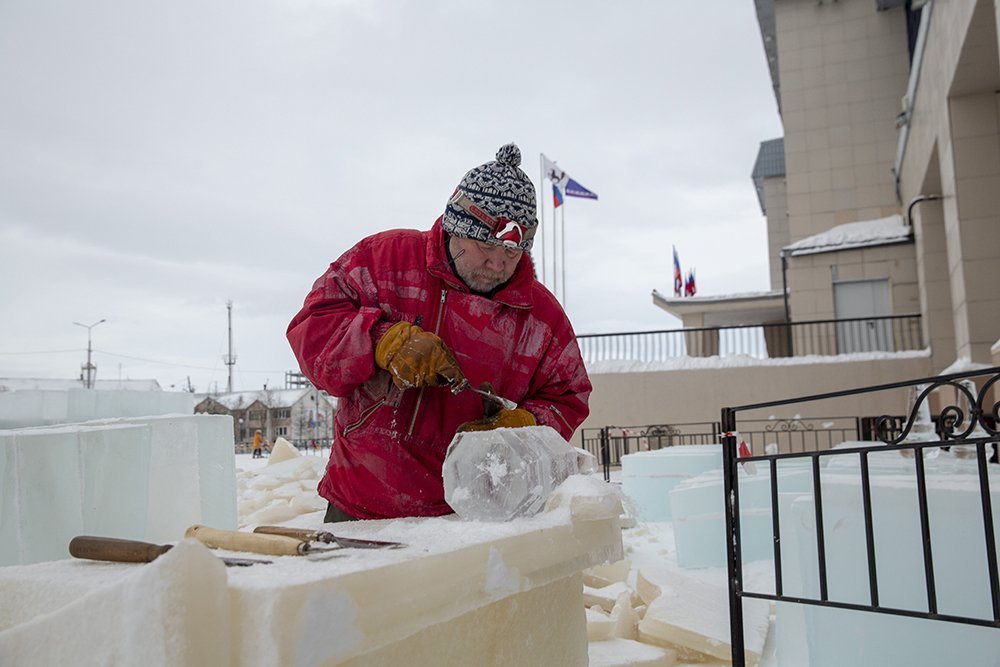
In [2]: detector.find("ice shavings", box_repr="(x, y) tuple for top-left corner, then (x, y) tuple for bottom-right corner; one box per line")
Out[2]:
(237, 443), (327, 528)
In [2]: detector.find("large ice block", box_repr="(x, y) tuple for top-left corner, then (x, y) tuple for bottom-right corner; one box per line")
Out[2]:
(88, 414), (237, 543)
(669, 462), (813, 568)
(443, 425), (585, 521)
(620, 445), (725, 521)
(0, 480), (624, 666)
(0, 423), (151, 566)
(0, 388), (195, 429)
(0, 414), (236, 565)
(774, 460), (1000, 666)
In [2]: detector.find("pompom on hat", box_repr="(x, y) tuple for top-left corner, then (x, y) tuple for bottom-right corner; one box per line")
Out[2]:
(442, 142), (538, 251)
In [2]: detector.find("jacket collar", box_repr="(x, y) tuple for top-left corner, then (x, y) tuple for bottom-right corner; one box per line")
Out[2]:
(426, 217), (535, 309)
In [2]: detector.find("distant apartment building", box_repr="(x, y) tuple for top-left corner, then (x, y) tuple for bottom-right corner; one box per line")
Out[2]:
(194, 387), (336, 447)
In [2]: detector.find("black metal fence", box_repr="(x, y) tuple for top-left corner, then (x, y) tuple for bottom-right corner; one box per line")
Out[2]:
(581, 416), (910, 481)
(720, 366), (1000, 666)
(577, 313), (922, 363)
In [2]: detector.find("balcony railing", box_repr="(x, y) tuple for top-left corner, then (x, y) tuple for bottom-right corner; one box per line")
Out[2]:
(577, 313), (923, 363)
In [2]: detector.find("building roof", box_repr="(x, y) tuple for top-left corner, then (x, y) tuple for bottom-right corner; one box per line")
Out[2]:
(0, 377), (163, 391)
(751, 137), (785, 214)
(195, 388), (336, 410)
(783, 214), (911, 257)
(652, 289), (786, 327)
(753, 0), (780, 112)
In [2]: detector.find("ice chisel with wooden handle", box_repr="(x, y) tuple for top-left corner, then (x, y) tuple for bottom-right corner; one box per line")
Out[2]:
(69, 536), (270, 566)
(186, 524), (344, 559)
(253, 525), (406, 549)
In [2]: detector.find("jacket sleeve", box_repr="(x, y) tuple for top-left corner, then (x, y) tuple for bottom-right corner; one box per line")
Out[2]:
(520, 316), (592, 441)
(286, 241), (396, 397)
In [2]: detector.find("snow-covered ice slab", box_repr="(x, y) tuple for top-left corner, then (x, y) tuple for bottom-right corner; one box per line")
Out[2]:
(0, 414), (236, 565)
(621, 445), (724, 521)
(0, 475), (624, 666)
(636, 565), (770, 665)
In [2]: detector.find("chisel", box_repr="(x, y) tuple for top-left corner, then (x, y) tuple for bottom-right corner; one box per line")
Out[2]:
(450, 379), (518, 410)
(69, 535), (270, 567)
(185, 524), (345, 559)
(254, 525), (406, 549)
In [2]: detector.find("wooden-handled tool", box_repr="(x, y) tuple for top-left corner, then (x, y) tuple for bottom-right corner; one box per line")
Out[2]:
(69, 536), (270, 566)
(185, 524), (307, 556)
(184, 524), (347, 560)
(254, 525), (406, 549)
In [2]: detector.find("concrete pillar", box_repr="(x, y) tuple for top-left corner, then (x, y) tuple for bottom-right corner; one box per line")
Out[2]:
(945, 92), (1000, 362)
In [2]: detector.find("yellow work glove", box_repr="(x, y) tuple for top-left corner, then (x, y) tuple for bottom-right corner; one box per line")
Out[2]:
(375, 321), (465, 389)
(456, 381), (535, 432)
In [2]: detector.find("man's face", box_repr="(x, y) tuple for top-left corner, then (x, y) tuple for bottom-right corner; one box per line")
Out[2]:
(448, 235), (523, 293)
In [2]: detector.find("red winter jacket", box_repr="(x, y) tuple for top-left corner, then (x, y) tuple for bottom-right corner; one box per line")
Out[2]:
(286, 218), (592, 519)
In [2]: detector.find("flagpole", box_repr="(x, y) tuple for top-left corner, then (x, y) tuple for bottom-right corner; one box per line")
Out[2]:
(552, 187), (558, 298)
(538, 153), (546, 285)
(561, 200), (567, 307)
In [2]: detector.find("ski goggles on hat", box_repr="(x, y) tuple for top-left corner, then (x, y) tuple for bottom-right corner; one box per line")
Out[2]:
(449, 190), (534, 250)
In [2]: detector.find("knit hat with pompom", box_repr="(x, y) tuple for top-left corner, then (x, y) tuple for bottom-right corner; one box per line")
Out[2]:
(442, 143), (538, 251)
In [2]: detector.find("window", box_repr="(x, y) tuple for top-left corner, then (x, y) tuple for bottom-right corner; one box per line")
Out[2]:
(277, 426), (287, 436)
(249, 411), (265, 421)
(273, 409), (291, 419)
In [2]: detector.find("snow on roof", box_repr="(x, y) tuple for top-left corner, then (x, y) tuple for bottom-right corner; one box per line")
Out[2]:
(0, 377), (163, 391)
(585, 348), (930, 374)
(653, 289), (783, 305)
(938, 357), (995, 376)
(198, 388), (331, 410)
(784, 214), (911, 257)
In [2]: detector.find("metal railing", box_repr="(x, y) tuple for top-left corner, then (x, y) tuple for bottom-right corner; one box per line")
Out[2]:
(720, 366), (1000, 666)
(577, 313), (923, 363)
(581, 416), (907, 481)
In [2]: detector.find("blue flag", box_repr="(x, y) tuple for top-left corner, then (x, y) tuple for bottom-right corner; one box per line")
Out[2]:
(542, 154), (598, 208)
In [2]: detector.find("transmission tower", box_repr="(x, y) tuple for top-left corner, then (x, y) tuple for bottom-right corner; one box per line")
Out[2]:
(223, 300), (237, 393)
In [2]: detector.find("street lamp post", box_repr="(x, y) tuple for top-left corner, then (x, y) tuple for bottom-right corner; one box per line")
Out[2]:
(73, 319), (106, 389)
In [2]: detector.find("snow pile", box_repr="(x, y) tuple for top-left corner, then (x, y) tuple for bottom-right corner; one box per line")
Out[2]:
(784, 214), (910, 256)
(236, 438), (327, 527)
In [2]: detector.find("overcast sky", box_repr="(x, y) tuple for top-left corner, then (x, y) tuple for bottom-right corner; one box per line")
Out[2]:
(0, 0), (783, 393)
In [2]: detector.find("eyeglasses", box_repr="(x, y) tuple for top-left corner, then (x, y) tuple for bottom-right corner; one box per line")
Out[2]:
(449, 190), (534, 249)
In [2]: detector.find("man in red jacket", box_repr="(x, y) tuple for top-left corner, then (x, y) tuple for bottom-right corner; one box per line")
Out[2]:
(287, 143), (592, 521)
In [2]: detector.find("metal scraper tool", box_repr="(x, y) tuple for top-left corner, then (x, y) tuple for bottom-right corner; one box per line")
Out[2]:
(451, 379), (517, 410)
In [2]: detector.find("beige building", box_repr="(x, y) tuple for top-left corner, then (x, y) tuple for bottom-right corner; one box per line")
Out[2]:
(195, 387), (336, 449)
(580, 0), (1000, 441)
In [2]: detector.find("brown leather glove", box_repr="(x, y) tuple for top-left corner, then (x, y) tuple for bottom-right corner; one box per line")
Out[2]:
(457, 381), (535, 432)
(457, 408), (536, 432)
(375, 321), (465, 389)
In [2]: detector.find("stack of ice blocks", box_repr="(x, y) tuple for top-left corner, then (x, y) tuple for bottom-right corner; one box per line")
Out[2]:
(0, 414), (237, 566)
(775, 447), (1000, 665)
(0, 389), (196, 429)
(669, 459), (814, 567)
(620, 445), (725, 521)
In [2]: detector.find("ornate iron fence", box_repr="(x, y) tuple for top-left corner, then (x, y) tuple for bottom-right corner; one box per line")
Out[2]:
(720, 366), (1000, 665)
